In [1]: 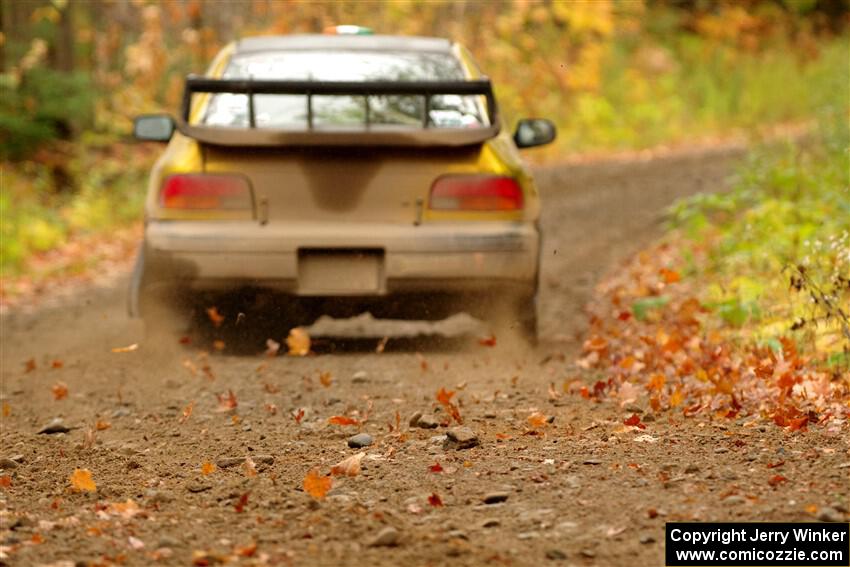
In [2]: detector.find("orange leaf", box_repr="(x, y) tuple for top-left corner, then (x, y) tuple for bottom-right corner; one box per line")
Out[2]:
(216, 390), (238, 412)
(428, 492), (443, 507)
(669, 387), (684, 408)
(2, 402), (10, 417)
(212, 340), (226, 351)
(327, 415), (358, 426)
(0, 475), (11, 488)
(69, 469), (96, 492)
(206, 306), (225, 327)
(51, 359), (64, 369)
(243, 457), (258, 478)
(24, 358), (37, 373)
(319, 371), (333, 388)
(201, 462), (216, 475)
(52, 382), (68, 400)
(179, 401), (195, 424)
(95, 420), (111, 431)
(527, 412), (548, 428)
(234, 492), (249, 513)
(659, 268), (680, 284)
(303, 469), (331, 500)
(436, 388), (455, 405)
(478, 335), (497, 347)
(330, 452), (365, 477)
(234, 542), (257, 557)
(647, 373), (666, 392)
(286, 327), (311, 356)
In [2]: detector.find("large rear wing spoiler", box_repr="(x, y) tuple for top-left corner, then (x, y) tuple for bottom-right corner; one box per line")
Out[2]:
(177, 76), (501, 148)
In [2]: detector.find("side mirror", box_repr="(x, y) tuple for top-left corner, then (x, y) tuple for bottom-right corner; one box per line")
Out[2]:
(133, 114), (175, 142)
(513, 118), (556, 149)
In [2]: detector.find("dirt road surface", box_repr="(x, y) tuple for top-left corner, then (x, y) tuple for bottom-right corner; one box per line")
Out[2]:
(2, 146), (847, 567)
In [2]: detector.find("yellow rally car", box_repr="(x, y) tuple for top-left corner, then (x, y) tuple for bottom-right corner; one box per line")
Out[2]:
(130, 32), (555, 340)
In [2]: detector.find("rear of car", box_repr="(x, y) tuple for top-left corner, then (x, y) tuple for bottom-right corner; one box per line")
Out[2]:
(130, 34), (553, 339)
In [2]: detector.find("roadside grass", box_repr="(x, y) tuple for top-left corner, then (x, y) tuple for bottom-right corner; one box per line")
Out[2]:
(0, 141), (155, 284)
(667, 115), (850, 366)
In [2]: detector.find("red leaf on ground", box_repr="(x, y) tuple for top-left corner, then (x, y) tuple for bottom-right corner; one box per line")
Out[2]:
(428, 492), (443, 507)
(0, 475), (11, 488)
(624, 413), (646, 429)
(768, 474), (788, 487)
(293, 408), (304, 424)
(51, 382), (68, 400)
(478, 335), (497, 347)
(327, 415), (358, 426)
(659, 268), (680, 284)
(234, 492), (249, 513)
(429, 462), (444, 473)
(766, 460), (785, 469)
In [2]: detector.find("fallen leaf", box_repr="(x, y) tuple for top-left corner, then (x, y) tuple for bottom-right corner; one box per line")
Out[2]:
(215, 390), (238, 412)
(95, 420), (111, 431)
(264, 403), (278, 415)
(2, 402), (10, 417)
(319, 371), (333, 388)
(766, 460), (785, 469)
(768, 474), (788, 487)
(31, 533), (44, 544)
(212, 340), (225, 351)
(436, 388), (455, 405)
(243, 457), (258, 478)
(293, 408), (305, 424)
(201, 462), (216, 475)
(0, 475), (11, 488)
(51, 359), (64, 369)
(527, 411), (548, 428)
(330, 452), (365, 477)
(107, 499), (143, 520)
(234, 542), (257, 557)
(111, 343), (138, 353)
(303, 469), (331, 500)
(51, 382), (68, 400)
(179, 401), (195, 424)
(375, 336), (389, 353)
(624, 413), (646, 430)
(327, 415), (358, 426)
(70, 469), (96, 492)
(286, 327), (311, 356)
(206, 306), (225, 327)
(24, 358), (36, 373)
(428, 492), (443, 507)
(429, 462), (444, 473)
(264, 339), (280, 357)
(659, 268), (681, 284)
(478, 334), (497, 347)
(234, 492), (249, 513)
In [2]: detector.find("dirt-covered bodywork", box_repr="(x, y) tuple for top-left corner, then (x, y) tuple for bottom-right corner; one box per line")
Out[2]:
(130, 34), (555, 338)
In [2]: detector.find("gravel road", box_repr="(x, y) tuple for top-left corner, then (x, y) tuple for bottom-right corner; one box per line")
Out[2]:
(3, 145), (847, 567)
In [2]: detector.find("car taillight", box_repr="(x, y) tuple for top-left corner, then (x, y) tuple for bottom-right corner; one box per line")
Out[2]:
(160, 174), (252, 210)
(428, 175), (523, 211)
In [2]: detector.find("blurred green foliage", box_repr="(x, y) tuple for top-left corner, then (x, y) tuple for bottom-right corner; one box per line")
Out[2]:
(668, 111), (850, 361)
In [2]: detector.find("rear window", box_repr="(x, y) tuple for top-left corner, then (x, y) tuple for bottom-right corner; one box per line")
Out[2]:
(202, 50), (488, 129)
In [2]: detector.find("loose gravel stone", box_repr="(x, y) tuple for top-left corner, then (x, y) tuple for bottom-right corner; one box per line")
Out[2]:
(216, 457), (244, 468)
(37, 419), (71, 434)
(0, 458), (19, 470)
(545, 549), (567, 560)
(483, 492), (509, 504)
(818, 507), (845, 523)
(347, 433), (373, 448)
(481, 518), (501, 528)
(444, 427), (479, 450)
(352, 371), (368, 384)
(368, 526), (399, 547)
(416, 414), (439, 429)
(408, 411), (423, 427)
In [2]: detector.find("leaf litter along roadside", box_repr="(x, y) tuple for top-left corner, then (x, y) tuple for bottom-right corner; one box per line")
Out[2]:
(571, 238), (849, 432)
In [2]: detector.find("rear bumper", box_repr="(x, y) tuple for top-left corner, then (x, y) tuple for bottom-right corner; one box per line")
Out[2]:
(135, 220), (539, 301)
